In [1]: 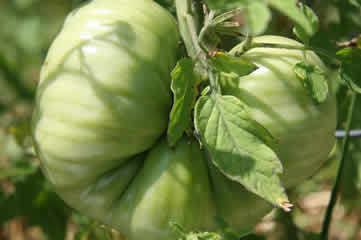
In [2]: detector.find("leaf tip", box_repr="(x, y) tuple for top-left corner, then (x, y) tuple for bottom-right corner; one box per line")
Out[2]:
(278, 200), (294, 212)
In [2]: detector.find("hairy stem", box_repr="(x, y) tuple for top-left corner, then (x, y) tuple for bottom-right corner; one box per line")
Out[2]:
(175, 0), (205, 60)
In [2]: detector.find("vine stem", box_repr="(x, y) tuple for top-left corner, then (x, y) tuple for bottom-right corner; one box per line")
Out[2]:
(175, 0), (205, 61)
(175, 0), (221, 92)
(320, 91), (357, 240)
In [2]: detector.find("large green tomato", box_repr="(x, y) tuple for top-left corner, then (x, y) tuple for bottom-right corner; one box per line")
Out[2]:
(34, 0), (179, 161)
(32, 0), (272, 239)
(227, 35), (337, 188)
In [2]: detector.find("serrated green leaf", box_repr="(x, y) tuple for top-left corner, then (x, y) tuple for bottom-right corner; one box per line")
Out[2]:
(268, 0), (314, 37)
(294, 62), (329, 103)
(292, 3), (319, 43)
(168, 59), (200, 147)
(211, 52), (258, 77)
(246, 0), (271, 35)
(194, 94), (291, 210)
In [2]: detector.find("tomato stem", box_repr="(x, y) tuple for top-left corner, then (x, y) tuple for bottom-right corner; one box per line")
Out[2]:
(320, 91), (357, 240)
(175, 0), (222, 93)
(175, 0), (205, 61)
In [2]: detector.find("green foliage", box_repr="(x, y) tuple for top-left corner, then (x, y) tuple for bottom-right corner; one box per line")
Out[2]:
(194, 93), (289, 208)
(268, 0), (315, 37)
(0, 170), (70, 240)
(205, 0), (317, 37)
(294, 61), (329, 103)
(168, 59), (200, 146)
(210, 52), (258, 76)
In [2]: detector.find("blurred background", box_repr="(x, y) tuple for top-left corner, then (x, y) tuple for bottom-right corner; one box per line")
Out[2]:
(0, 0), (360, 239)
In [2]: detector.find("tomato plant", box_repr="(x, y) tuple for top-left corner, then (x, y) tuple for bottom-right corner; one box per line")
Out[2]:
(27, 0), (359, 239)
(32, 0), (274, 237)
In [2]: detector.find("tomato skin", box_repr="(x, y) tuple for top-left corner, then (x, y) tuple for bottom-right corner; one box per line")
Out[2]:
(56, 136), (272, 240)
(227, 35), (337, 188)
(34, 0), (179, 165)
(33, 0), (179, 187)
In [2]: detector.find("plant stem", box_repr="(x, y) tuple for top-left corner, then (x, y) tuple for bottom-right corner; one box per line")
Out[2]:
(320, 91), (357, 240)
(175, 0), (211, 84)
(175, 0), (205, 61)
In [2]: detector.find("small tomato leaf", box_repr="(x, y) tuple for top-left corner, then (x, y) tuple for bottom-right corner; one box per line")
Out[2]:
(211, 52), (258, 77)
(268, 0), (314, 38)
(294, 62), (329, 103)
(168, 59), (200, 147)
(292, 3), (319, 43)
(194, 94), (291, 210)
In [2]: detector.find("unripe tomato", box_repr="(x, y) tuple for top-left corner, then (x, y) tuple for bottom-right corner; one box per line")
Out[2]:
(56, 136), (272, 240)
(227, 35), (337, 188)
(34, 0), (179, 163)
